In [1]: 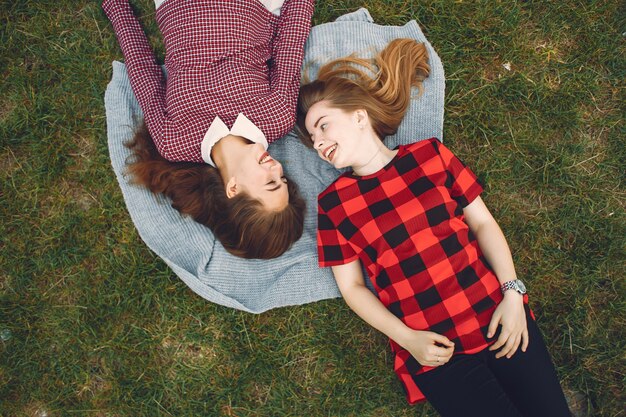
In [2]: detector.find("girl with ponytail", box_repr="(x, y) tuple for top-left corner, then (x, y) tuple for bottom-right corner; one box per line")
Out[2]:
(297, 39), (571, 416)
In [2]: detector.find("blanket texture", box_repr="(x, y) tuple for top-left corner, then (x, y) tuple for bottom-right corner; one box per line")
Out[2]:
(104, 8), (445, 313)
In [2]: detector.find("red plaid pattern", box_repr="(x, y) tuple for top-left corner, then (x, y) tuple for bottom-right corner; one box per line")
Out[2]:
(103, 0), (314, 162)
(318, 138), (523, 404)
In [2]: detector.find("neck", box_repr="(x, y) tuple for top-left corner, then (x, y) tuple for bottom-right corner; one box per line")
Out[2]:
(211, 134), (247, 171)
(352, 140), (397, 177)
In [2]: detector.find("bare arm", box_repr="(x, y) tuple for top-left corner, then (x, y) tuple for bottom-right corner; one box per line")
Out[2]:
(331, 261), (454, 367)
(463, 196), (529, 358)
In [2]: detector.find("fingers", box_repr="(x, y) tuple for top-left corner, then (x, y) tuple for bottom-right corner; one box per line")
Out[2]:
(431, 332), (455, 348)
(495, 333), (512, 358)
(418, 334), (454, 367)
(492, 326), (529, 358)
(432, 345), (454, 360)
(521, 328), (529, 352)
(429, 333), (454, 366)
(431, 342), (454, 364)
(487, 311), (501, 339)
(424, 352), (453, 367)
(489, 329), (506, 352)
(492, 332), (511, 358)
(498, 333), (521, 359)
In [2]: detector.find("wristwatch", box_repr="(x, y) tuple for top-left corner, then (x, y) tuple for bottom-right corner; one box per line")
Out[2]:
(501, 279), (527, 295)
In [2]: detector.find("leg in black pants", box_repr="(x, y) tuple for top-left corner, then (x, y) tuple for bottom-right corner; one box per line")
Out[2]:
(412, 311), (571, 417)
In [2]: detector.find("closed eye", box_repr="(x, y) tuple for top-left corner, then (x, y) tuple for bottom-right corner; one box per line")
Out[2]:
(266, 177), (286, 191)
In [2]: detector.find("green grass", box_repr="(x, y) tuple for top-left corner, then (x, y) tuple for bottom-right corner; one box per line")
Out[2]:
(1, 0), (624, 416)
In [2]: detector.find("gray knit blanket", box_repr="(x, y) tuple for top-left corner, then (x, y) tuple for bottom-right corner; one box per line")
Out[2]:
(104, 8), (445, 313)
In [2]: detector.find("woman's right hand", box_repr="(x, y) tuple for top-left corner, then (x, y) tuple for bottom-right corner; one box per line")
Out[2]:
(400, 330), (455, 367)
(331, 262), (455, 368)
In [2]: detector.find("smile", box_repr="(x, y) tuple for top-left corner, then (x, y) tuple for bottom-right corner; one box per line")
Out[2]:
(323, 144), (337, 161)
(259, 151), (272, 164)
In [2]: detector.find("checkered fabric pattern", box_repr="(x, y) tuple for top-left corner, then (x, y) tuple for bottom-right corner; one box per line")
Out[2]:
(103, 0), (314, 162)
(317, 138), (527, 403)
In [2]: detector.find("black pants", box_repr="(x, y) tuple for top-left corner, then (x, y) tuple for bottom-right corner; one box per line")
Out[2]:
(412, 310), (571, 417)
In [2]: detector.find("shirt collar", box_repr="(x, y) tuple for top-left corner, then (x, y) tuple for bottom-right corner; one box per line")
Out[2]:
(201, 114), (269, 167)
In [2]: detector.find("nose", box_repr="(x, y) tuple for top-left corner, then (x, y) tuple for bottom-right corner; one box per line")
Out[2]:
(312, 135), (323, 150)
(268, 160), (283, 181)
(270, 160), (283, 175)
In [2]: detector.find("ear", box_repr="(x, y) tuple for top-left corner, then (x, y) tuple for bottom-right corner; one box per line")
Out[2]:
(225, 177), (238, 198)
(354, 109), (369, 128)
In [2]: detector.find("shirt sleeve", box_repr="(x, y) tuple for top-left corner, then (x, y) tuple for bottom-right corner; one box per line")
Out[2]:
(433, 140), (483, 208)
(317, 203), (358, 267)
(102, 0), (171, 157)
(263, 0), (315, 143)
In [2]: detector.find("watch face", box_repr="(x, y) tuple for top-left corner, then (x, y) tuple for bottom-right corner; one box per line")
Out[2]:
(516, 280), (527, 293)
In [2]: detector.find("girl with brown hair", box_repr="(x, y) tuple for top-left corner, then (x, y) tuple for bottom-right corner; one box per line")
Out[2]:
(103, 0), (312, 258)
(297, 38), (571, 416)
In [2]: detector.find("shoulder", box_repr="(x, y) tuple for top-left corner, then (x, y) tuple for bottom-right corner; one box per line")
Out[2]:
(317, 174), (356, 213)
(393, 138), (444, 168)
(405, 137), (442, 154)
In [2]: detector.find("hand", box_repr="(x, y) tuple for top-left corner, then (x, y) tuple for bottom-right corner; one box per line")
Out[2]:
(488, 291), (529, 359)
(400, 330), (455, 367)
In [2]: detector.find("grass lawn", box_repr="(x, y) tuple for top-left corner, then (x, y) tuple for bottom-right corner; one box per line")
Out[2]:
(1, 0), (624, 416)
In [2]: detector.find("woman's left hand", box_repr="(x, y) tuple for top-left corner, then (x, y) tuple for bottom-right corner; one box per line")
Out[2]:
(487, 291), (529, 358)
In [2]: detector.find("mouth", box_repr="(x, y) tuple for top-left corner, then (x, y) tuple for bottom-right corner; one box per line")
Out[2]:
(258, 151), (272, 164)
(322, 144), (337, 161)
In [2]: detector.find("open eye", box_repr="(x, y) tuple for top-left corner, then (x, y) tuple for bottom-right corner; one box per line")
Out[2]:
(281, 176), (288, 183)
(320, 123), (328, 131)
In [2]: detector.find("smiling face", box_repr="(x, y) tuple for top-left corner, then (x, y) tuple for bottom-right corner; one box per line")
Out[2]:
(304, 100), (368, 169)
(228, 142), (289, 211)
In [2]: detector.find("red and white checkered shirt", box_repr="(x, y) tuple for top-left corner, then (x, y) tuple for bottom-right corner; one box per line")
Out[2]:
(103, 0), (314, 162)
(318, 138), (529, 403)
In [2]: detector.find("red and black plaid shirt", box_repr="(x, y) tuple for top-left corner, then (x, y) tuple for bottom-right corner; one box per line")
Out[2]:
(103, 0), (314, 162)
(318, 138), (520, 403)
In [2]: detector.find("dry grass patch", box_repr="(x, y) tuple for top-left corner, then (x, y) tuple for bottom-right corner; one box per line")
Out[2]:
(160, 336), (219, 365)
(0, 148), (24, 177)
(533, 38), (572, 65)
(492, 189), (559, 217)
(31, 178), (97, 217)
(21, 402), (53, 417)
(280, 347), (342, 397)
(68, 133), (98, 163)
(60, 179), (98, 211)
(478, 57), (518, 83)
(76, 357), (113, 401)
(247, 381), (273, 407)
(0, 273), (15, 295)
(0, 97), (18, 124)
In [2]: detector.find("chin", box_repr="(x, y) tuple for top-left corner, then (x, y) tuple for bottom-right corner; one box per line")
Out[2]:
(325, 157), (338, 167)
(335, 154), (350, 166)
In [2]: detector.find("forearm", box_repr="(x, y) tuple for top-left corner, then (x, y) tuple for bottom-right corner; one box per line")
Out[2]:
(472, 219), (518, 285)
(463, 197), (519, 286)
(340, 283), (413, 347)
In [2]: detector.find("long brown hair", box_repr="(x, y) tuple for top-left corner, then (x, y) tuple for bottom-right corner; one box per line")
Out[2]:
(296, 38), (430, 142)
(125, 122), (305, 259)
